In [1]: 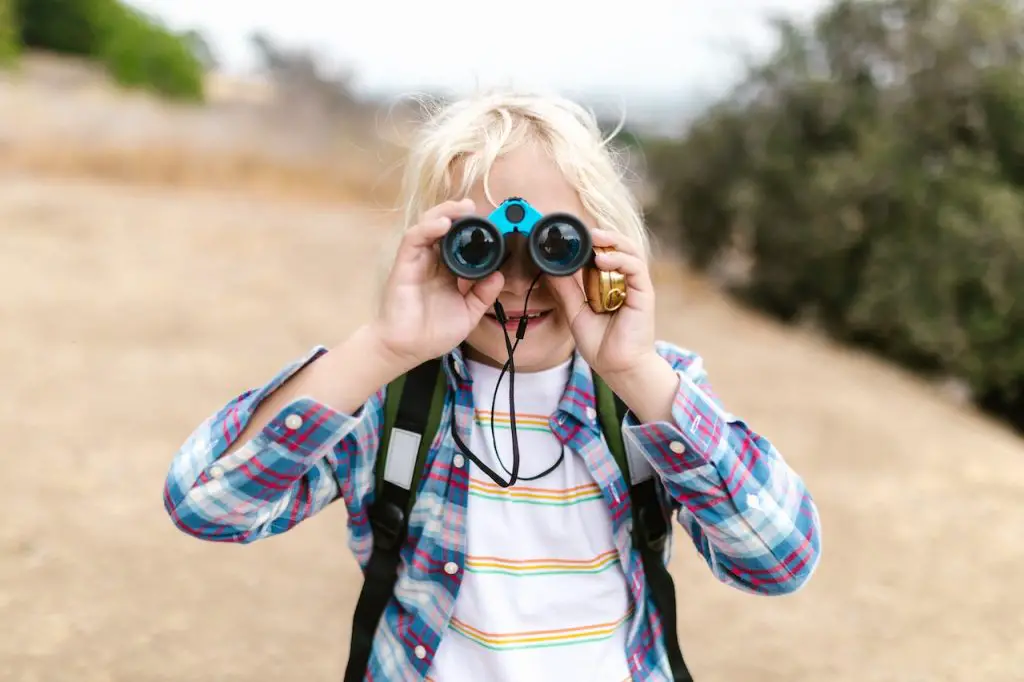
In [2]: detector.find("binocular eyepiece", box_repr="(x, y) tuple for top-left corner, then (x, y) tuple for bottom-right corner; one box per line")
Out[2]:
(441, 197), (594, 280)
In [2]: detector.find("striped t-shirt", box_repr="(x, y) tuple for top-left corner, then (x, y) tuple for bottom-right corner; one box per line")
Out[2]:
(427, 357), (633, 682)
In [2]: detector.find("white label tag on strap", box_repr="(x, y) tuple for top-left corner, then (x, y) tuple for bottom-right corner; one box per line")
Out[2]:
(383, 428), (421, 490)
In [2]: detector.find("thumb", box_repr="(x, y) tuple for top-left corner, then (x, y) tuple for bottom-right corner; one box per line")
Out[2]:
(463, 271), (505, 321)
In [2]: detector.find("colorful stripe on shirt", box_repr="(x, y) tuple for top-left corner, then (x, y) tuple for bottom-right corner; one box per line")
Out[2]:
(468, 478), (604, 506)
(474, 409), (551, 433)
(465, 549), (621, 577)
(448, 608), (634, 651)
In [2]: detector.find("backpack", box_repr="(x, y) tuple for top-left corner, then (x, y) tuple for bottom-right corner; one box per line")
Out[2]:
(343, 356), (695, 682)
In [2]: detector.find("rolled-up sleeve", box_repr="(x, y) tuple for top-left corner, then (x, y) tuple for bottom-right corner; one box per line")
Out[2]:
(622, 341), (822, 595)
(163, 346), (383, 545)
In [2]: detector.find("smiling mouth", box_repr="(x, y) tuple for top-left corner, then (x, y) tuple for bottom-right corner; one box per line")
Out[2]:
(486, 309), (553, 331)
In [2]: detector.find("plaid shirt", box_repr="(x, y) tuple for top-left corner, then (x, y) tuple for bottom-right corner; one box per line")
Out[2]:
(164, 340), (822, 681)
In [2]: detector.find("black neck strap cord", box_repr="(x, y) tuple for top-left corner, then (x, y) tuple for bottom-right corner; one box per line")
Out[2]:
(450, 273), (563, 488)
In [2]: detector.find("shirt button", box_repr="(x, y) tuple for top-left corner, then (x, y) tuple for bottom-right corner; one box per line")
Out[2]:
(669, 441), (685, 454)
(586, 406), (597, 421)
(444, 562), (458, 575)
(284, 414), (303, 430)
(414, 645), (426, 660)
(209, 465), (224, 479)
(453, 454), (465, 469)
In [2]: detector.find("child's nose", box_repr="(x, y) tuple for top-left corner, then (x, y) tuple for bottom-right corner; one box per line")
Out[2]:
(500, 237), (539, 285)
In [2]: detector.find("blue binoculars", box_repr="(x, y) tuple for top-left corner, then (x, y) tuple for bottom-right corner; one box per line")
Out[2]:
(441, 197), (593, 280)
(440, 196), (628, 313)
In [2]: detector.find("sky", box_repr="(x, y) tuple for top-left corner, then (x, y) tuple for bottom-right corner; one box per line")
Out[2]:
(125, 0), (830, 120)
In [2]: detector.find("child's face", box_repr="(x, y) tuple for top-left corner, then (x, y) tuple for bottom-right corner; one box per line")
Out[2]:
(461, 141), (590, 373)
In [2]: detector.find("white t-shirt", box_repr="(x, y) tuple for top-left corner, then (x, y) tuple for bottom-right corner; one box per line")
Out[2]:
(427, 357), (633, 682)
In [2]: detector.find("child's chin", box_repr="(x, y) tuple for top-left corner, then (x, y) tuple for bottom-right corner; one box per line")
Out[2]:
(507, 340), (575, 372)
(465, 326), (572, 370)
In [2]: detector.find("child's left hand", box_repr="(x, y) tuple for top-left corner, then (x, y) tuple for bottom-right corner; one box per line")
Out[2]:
(545, 227), (658, 381)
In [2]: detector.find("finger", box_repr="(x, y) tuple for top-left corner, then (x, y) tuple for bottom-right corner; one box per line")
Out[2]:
(421, 198), (476, 224)
(463, 271), (505, 321)
(401, 216), (452, 252)
(590, 227), (641, 258)
(546, 273), (591, 328)
(594, 249), (654, 295)
(456, 275), (490, 296)
(400, 198), (478, 255)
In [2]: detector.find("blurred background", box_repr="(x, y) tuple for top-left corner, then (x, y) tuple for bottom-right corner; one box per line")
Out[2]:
(1, 0), (1022, 680)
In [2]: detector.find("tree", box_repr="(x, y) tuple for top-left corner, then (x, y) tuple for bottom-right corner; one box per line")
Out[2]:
(647, 0), (1024, 433)
(182, 28), (217, 71)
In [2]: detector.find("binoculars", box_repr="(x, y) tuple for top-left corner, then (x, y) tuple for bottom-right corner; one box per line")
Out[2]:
(440, 197), (627, 313)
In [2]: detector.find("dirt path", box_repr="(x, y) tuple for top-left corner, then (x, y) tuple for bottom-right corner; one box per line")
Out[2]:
(2, 173), (1021, 682)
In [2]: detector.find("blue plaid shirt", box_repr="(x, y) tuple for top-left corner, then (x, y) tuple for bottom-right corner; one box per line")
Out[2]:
(164, 340), (822, 681)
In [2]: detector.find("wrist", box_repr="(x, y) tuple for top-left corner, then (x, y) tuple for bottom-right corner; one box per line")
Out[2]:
(278, 324), (413, 417)
(336, 323), (415, 388)
(602, 352), (678, 424)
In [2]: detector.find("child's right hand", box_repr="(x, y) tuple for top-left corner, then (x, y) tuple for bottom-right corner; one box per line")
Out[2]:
(372, 198), (505, 371)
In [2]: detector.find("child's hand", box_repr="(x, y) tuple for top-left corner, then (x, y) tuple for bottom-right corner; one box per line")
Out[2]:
(372, 199), (505, 371)
(545, 227), (657, 379)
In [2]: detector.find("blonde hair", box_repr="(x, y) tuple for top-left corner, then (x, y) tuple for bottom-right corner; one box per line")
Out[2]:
(377, 90), (650, 286)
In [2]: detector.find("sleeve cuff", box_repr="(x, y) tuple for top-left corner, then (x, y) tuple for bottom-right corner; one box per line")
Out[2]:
(622, 368), (733, 471)
(236, 345), (360, 460)
(261, 396), (357, 459)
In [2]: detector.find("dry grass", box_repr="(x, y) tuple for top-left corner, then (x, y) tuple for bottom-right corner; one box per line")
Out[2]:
(0, 142), (400, 205)
(1, 52), (404, 204)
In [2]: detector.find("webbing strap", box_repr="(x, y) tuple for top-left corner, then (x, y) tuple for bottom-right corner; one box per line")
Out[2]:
(344, 358), (444, 682)
(593, 372), (695, 682)
(632, 478), (694, 682)
(373, 359), (447, 514)
(594, 372), (629, 475)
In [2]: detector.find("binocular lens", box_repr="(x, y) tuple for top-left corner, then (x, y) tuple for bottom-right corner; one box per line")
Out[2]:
(529, 216), (591, 277)
(537, 222), (581, 266)
(442, 220), (504, 279)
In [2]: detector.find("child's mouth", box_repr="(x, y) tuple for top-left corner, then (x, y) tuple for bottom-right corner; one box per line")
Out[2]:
(486, 309), (553, 332)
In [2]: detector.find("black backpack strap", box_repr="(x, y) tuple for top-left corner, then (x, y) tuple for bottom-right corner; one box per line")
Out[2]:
(343, 358), (446, 682)
(593, 372), (695, 682)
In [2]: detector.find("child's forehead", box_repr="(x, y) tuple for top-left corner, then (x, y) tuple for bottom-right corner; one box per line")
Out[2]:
(464, 143), (589, 220)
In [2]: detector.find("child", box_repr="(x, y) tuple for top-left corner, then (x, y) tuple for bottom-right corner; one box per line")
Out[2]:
(164, 91), (822, 682)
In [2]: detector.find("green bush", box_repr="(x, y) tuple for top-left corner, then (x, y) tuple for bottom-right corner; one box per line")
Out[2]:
(647, 0), (1024, 433)
(100, 6), (204, 101)
(12, 0), (203, 100)
(0, 0), (17, 65)
(15, 0), (110, 55)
